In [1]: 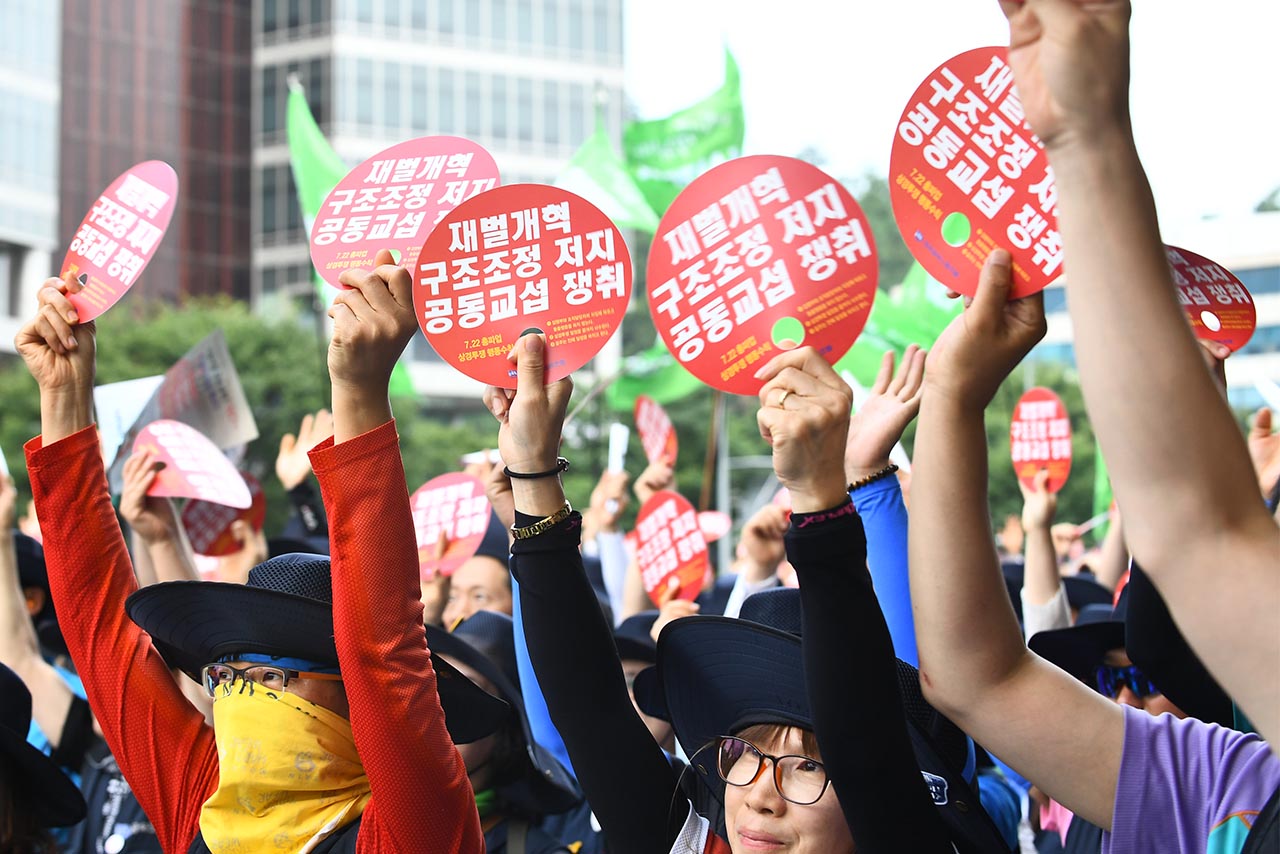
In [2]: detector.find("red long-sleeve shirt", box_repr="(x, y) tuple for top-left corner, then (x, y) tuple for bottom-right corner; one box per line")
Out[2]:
(27, 421), (481, 853)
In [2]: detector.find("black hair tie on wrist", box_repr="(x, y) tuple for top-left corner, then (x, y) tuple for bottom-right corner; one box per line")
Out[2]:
(503, 457), (570, 480)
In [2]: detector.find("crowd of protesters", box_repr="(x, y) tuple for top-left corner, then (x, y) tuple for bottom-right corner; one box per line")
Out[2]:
(3, 3), (1278, 853)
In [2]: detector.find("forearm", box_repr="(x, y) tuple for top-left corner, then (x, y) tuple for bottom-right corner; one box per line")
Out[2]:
(129, 529), (159, 588)
(512, 515), (685, 854)
(1093, 516), (1127, 591)
(1021, 523), (1060, 606)
(792, 507), (952, 852)
(595, 530), (630, 624)
(853, 476), (917, 667)
(145, 534), (201, 584)
(909, 394), (1027, 710)
(312, 422), (482, 852)
(1051, 137), (1269, 565)
(619, 554), (651, 620)
(0, 530), (42, 667)
(40, 387), (94, 445)
(331, 384), (393, 445)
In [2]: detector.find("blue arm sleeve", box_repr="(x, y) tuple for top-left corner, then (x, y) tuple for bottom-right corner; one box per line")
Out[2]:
(510, 572), (577, 779)
(851, 475), (917, 667)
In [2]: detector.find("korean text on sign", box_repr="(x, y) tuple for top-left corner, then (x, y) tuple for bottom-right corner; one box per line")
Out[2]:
(636, 491), (708, 603)
(891, 48), (1062, 296)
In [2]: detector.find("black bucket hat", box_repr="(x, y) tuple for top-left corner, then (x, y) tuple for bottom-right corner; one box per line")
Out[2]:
(0, 663), (87, 827)
(125, 553), (507, 744)
(634, 587), (1010, 853)
(613, 610), (658, 665)
(1028, 589), (1128, 686)
(426, 611), (580, 815)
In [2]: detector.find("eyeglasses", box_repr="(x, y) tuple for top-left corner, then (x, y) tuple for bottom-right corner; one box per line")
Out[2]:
(1094, 663), (1159, 699)
(200, 663), (343, 698)
(716, 736), (830, 806)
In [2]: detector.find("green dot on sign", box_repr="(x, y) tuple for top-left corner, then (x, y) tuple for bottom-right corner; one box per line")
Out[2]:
(941, 212), (971, 247)
(771, 317), (805, 350)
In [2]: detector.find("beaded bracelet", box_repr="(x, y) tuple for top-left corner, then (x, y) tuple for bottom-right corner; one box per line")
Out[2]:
(848, 463), (899, 491)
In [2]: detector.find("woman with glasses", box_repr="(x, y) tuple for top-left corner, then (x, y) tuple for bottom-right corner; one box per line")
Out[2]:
(489, 334), (999, 853)
(15, 256), (506, 853)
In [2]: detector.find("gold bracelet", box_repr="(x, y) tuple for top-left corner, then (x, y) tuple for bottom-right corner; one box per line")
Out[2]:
(511, 501), (573, 540)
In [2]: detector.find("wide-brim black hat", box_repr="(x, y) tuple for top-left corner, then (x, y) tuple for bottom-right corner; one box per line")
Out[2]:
(125, 553), (507, 744)
(1028, 600), (1126, 686)
(426, 612), (580, 815)
(613, 611), (658, 664)
(634, 588), (1011, 853)
(0, 664), (87, 827)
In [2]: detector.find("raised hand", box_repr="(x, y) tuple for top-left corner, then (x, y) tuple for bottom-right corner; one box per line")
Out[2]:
(845, 345), (926, 482)
(15, 273), (97, 442)
(1248, 408), (1280, 499)
(328, 248), (417, 441)
(0, 474), (16, 532)
(1019, 468), (1058, 533)
(737, 503), (789, 579)
(120, 451), (180, 544)
(999, 0), (1132, 152)
(585, 470), (630, 538)
(754, 347), (853, 514)
(276, 409), (334, 490)
(633, 461), (674, 507)
(925, 249), (1046, 410)
(483, 333), (573, 517)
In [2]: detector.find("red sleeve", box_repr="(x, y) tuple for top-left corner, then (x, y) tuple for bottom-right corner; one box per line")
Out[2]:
(26, 426), (217, 854)
(309, 420), (483, 854)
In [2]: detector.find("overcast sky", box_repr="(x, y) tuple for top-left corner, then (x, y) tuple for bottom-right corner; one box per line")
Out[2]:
(624, 1), (1280, 227)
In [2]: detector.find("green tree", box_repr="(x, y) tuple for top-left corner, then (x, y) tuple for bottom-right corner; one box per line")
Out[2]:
(0, 299), (508, 537)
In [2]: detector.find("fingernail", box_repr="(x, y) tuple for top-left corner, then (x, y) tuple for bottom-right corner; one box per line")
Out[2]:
(525, 334), (541, 353)
(491, 400), (503, 417)
(65, 336), (76, 349)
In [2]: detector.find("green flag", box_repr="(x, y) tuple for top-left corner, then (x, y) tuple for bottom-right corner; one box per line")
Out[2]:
(623, 49), (745, 216)
(287, 78), (414, 397)
(1092, 448), (1112, 543)
(558, 116), (660, 232)
(833, 262), (961, 387)
(605, 339), (706, 411)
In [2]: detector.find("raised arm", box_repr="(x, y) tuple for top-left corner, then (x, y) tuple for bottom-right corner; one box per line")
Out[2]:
(0, 473), (74, 749)
(1019, 470), (1071, 639)
(999, 0), (1280, 743)
(16, 274), (217, 852)
(757, 347), (953, 852)
(494, 334), (688, 854)
(844, 345), (926, 666)
(120, 450), (202, 585)
(314, 250), (482, 853)
(909, 252), (1124, 829)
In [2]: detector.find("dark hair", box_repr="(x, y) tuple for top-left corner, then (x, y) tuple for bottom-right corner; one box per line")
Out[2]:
(731, 723), (822, 760)
(0, 758), (58, 854)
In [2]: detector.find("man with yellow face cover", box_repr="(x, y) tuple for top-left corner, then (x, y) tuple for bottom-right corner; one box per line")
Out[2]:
(15, 253), (506, 853)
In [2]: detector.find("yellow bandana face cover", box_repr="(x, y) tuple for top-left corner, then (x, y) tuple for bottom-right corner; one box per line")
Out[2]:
(200, 681), (372, 854)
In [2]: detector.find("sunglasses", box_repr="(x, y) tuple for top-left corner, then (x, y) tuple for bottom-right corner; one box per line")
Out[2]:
(1093, 663), (1159, 699)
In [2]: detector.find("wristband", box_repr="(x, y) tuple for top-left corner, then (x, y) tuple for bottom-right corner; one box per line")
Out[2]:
(504, 457), (570, 480)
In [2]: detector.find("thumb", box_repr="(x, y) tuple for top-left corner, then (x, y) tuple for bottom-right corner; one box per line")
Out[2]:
(656, 575), (680, 607)
(514, 331), (547, 395)
(373, 248), (396, 267)
(1252, 407), (1273, 438)
(970, 248), (1015, 323)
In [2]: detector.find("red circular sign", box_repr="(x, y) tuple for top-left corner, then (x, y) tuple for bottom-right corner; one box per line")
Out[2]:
(648, 156), (878, 396)
(1165, 245), (1257, 352)
(635, 395), (678, 466)
(410, 473), (493, 581)
(181, 473), (267, 557)
(890, 47), (1061, 299)
(413, 184), (632, 386)
(310, 136), (499, 289)
(1009, 387), (1072, 493)
(636, 490), (709, 605)
(132, 420), (252, 508)
(64, 160), (179, 322)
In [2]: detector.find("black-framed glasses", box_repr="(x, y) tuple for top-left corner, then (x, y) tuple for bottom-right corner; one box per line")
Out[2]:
(716, 735), (830, 805)
(200, 663), (343, 699)
(1094, 663), (1159, 699)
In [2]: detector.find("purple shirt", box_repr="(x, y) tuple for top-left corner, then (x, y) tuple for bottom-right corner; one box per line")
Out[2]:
(1105, 705), (1280, 854)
